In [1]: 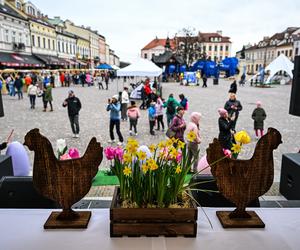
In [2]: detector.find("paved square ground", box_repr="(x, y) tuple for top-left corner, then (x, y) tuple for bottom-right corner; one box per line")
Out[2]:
(1, 78), (299, 196)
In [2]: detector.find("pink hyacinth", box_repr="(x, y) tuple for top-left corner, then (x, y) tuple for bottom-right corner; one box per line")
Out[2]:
(60, 153), (71, 160)
(114, 147), (124, 161)
(68, 148), (80, 159)
(176, 151), (182, 163)
(104, 147), (115, 160)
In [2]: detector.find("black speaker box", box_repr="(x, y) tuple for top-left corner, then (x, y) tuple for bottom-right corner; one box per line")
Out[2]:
(280, 153), (300, 200)
(0, 155), (13, 179)
(0, 176), (60, 208)
(289, 55), (300, 116)
(190, 175), (260, 207)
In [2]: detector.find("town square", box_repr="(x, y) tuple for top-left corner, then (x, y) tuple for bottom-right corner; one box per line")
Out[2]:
(0, 0), (300, 249)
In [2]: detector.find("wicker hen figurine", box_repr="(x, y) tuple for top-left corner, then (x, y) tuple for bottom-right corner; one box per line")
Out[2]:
(24, 129), (103, 223)
(206, 127), (282, 219)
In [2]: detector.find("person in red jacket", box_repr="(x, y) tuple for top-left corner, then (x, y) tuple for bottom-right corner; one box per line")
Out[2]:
(144, 78), (152, 108)
(60, 72), (65, 87)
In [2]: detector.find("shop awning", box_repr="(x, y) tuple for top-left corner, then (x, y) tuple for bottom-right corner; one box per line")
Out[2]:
(0, 52), (45, 67)
(34, 54), (66, 66)
(63, 58), (78, 65)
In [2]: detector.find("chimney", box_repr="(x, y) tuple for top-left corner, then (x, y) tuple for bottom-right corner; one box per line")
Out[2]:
(263, 36), (269, 40)
(217, 30), (222, 36)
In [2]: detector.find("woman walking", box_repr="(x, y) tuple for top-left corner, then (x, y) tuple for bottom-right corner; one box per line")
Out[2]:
(27, 83), (38, 109)
(127, 101), (140, 136)
(252, 101), (267, 139)
(218, 108), (235, 150)
(155, 95), (165, 131)
(169, 106), (186, 142)
(186, 112), (201, 172)
(43, 84), (53, 112)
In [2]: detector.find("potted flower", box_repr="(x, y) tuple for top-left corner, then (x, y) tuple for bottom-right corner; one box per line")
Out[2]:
(108, 136), (199, 237)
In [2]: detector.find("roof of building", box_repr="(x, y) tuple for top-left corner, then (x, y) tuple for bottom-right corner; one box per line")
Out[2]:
(0, 3), (27, 20)
(142, 38), (176, 50)
(198, 32), (231, 43)
(153, 51), (184, 64)
(57, 30), (76, 39)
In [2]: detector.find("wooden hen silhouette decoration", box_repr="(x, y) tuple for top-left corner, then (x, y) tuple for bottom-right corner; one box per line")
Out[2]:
(24, 129), (103, 229)
(206, 127), (282, 228)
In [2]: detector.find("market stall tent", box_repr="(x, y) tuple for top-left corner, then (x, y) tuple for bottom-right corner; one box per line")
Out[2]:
(117, 58), (162, 77)
(265, 54), (294, 83)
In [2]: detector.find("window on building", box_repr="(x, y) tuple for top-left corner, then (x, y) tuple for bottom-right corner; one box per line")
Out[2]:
(277, 51), (280, 56)
(58, 41), (60, 52)
(31, 35), (35, 46)
(73, 45), (76, 54)
(66, 43), (69, 53)
(70, 44), (72, 54)
(209, 45), (212, 51)
(48, 39), (50, 49)
(255, 64), (258, 71)
(52, 40), (55, 50)
(43, 38), (46, 48)
(62, 42), (64, 53)
(289, 49), (292, 57)
(220, 45), (223, 51)
(12, 31), (16, 43)
(203, 45), (206, 51)
(37, 36), (41, 47)
(225, 45), (229, 51)
(285, 50), (288, 56)
(296, 48), (299, 56)
(214, 45), (217, 51)
(5, 30), (9, 42)
(19, 33), (22, 43)
(16, 1), (21, 9)
(144, 53), (147, 59)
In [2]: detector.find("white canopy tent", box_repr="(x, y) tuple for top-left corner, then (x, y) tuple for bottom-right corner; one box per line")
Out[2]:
(117, 58), (162, 77)
(265, 54), (294, 83)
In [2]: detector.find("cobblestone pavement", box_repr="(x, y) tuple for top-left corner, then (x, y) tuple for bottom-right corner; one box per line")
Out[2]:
(1, 78), (299, 197)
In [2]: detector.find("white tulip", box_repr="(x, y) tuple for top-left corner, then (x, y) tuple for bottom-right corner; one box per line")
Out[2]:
(56, 139), (67, 153)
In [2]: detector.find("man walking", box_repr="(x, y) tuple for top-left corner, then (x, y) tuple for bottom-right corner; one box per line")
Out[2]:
(106, 95), (124, 145)
(121, 87), (129, 121)
(63, 90), (82, 138)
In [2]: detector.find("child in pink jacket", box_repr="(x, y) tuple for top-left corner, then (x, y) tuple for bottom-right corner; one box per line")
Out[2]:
(127, 101), (141, 136)
(186, 112), (201, 172)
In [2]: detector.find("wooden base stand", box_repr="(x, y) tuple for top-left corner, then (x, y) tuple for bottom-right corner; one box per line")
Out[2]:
(44, 211), (91, 229)
(216, 211), (265, 228)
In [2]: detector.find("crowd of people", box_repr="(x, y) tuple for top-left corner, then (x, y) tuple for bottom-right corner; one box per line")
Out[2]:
(0, 73), (268, 172)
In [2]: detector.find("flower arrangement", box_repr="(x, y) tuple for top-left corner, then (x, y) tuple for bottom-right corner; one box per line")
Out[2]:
(104, 136), (196, 208)
(56, 139), (80, 160)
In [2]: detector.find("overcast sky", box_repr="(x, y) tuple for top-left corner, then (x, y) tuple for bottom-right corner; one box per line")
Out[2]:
(33, 0), (300, 62)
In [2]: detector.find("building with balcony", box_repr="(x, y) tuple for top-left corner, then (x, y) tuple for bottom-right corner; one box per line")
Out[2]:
(241, 27), (300, 74)
(0, 0), (43, 68)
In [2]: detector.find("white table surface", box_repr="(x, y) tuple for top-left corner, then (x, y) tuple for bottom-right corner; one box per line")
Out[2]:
(0, 208), (299, 250)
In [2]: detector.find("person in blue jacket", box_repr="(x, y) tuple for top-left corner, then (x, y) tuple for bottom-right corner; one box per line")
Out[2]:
(148, 101), (156, 135)
(107, 95), (124, 145)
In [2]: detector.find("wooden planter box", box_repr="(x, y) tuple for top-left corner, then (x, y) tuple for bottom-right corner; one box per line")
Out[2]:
(110, 187), (198, 237)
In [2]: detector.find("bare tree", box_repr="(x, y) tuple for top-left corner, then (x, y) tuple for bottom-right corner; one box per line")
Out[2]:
(174, 27), (203, 66)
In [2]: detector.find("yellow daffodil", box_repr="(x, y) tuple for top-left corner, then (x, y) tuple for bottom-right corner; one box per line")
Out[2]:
(123, 153), (132, 164)
(123, 166), (132, 176)
(126, 139), (139, 155)
(234, 131), (251, 144)
(158, 141), (166, 149)
(137, 151), (147, 161)
(149, 144), (156, 153)
(177, 140), (185, 149)
(142, 164), (149, 173)
(169, 147), (179, 159)
(187, 131), (196, 142)
(166, 139), (173, 148)
(147, 158), (158, 171)
(231, 143), (242, 154)
(171, 137), (179, 143)
(175, 166), (182, 174)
